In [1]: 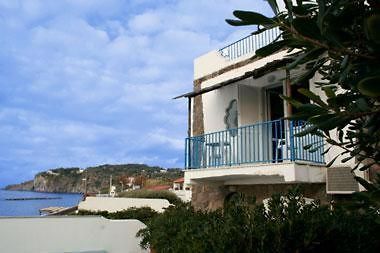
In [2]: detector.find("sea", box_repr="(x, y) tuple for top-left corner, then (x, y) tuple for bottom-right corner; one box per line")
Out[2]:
(0, 190), (83, 216)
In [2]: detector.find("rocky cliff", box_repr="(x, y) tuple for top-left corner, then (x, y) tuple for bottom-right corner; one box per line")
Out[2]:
(5, 164), (183, 193)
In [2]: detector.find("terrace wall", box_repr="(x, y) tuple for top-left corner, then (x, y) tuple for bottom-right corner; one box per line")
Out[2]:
(191, 182), (329, 210)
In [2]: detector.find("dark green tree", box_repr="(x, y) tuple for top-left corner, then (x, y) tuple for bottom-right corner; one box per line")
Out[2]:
(226, 0), (380, 178)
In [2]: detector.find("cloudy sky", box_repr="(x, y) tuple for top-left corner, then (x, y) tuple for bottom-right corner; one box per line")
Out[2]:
(0, 0), (271, 186)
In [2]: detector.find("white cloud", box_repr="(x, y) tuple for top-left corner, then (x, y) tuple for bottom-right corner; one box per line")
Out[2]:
(147, 128), (184, 151)
(0, 0), (272, 185)
(128, 11), (162, 34)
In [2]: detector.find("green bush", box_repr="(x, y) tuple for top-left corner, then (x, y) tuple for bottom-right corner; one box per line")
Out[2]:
(118, 189), (182, 205)
(137, 203), (226, 253)
(77, 207), (158, 224)
(137, 189), (380, 253)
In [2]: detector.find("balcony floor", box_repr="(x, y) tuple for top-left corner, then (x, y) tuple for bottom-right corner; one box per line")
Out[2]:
(185, 161), (326, 186)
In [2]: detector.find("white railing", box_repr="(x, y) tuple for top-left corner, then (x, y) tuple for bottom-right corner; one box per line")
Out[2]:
(219, 27), (281, 60)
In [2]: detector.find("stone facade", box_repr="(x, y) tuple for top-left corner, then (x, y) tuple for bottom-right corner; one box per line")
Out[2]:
(191, 182), (328, 210)
(191, 183), (228, 210)
(235, 183), (328, 204)
(192, 80), (204, 136)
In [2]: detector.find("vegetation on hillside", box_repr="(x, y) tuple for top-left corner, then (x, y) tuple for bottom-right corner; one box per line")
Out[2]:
(5, 164), (183, 193)
(4, 180), (34, 191)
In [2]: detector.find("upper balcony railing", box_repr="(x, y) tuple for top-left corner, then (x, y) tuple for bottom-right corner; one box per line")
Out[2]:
(185, 119), (325, 170)
(219, 27), (281, 61)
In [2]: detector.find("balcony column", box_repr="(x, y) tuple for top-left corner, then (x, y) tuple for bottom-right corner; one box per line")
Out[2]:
(188, 97), (192, 137)
(187, 97), (192, 169)
(285, 69), (292, 117)
(285, 69), (296, 161)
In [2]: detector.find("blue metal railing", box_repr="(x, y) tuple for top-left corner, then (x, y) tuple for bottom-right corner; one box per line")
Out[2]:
(219, 27), (281, 61)
(185, 119), (324, 169)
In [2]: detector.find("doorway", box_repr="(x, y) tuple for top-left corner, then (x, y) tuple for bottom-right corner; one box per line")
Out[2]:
(267, 85), (284, 120)
(267, 85), (285, 162)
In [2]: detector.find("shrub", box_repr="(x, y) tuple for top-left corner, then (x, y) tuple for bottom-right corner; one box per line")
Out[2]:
(77, 206), (158, 224)
(118, 189), (182, 205)
(137, 203), (227, 253)
(138, 189), (380, 253)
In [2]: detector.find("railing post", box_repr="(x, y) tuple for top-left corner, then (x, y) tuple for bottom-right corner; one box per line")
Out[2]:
(289, 120), (296, 161)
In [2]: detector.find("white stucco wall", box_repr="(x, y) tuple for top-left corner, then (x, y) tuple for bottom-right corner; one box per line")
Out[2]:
(79, 197), (171, 213)
(201, 74), (286, 135)
(309, 73), (365, 188)
(196, 50), (288, 89)
(309, 74), (356, 168)
(194, 50), (234, 80)
(202, 83), (238, 134)
(195, 49), (288, 136)
(0, 216), (147, 253)
(239, 84), (265, 125)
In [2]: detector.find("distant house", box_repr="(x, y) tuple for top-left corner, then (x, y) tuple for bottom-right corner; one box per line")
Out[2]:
(171, 177), (191, 202)
(172, 177), (184, 190)
(120, 176), (142, 190)
(175, 8), (365, 210)
(132, 185), (141, 190)
(46, 170), (59, 176)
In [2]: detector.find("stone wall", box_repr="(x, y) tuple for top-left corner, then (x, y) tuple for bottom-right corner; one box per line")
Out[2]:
(235, 183), (328, 204)
(191, 183), (228, 210)
(191, 182), (328, 210)
(192, 80), (204, 136)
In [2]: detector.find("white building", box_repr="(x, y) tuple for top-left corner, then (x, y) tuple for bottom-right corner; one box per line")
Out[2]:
(171, 177), (192, 202)
(176, 28), (364, 210)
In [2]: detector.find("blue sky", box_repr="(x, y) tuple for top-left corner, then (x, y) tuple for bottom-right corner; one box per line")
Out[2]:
(0, 0), (271, 186)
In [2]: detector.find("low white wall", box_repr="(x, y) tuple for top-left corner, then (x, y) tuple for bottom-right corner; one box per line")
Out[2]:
(171, 189), (191, 202)
(79, 197), (171, 213)
(0, 216), (148, 253)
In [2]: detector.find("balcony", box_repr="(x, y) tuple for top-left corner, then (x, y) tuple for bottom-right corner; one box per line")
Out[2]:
(185, 120), (325, 170)
(219, 27), (281, 61)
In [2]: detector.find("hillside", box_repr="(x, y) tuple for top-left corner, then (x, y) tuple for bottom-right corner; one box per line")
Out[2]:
(5, 164), (183, 193)
(5, 180), (34, 191)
